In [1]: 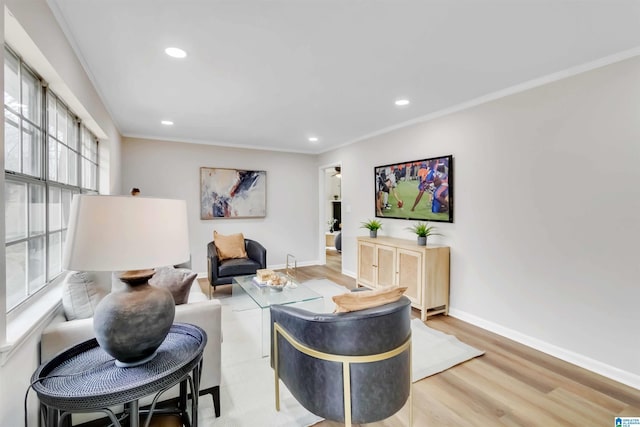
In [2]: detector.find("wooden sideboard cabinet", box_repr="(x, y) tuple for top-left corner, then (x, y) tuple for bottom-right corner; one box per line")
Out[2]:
(357, 236), (450, 321)
(325, 232), (336, 247)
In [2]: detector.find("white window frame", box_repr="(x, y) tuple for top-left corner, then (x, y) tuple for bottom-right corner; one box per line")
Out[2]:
(4, 45), (99, 318)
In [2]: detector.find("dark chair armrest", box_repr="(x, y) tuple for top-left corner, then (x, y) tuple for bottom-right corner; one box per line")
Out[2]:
(270, 304), (323, 366)
(207, 242), (220, 284)
(245, 239), (267, 268)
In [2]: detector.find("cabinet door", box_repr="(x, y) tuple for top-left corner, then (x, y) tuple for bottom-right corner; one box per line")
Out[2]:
(325, 233), (335, 247)
(397, 248), (422, 305)
(424, 247), (450, 311)
(375, 245), (396, 288)
(357, 241), (376, 287)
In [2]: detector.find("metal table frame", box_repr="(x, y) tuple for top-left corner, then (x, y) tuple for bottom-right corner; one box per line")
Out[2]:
(31, 323), (206, 427)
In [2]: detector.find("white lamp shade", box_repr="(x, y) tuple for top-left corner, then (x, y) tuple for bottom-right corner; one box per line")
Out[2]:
(63, 195), (190, 272)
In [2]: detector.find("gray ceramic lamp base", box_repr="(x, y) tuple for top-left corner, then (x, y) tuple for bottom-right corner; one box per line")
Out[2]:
(93, 270), (175, 367)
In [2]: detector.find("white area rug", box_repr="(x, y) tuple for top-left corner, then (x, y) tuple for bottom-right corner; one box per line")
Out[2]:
(198, 282), (325, 426)
(410, 318), (484, 380)
(300, 280), (484, 382)
(197, 279), (483, 426)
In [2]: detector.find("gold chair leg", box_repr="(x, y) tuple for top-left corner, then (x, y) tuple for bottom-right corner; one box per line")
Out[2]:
(343, 361), (351, 427)
(410, 340), (413, 426)
(409, 382), (413, 426)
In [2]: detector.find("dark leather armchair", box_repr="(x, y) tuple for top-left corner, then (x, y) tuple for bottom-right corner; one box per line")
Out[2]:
(270, 295), (412, 426)
(207, 239), (266, 292)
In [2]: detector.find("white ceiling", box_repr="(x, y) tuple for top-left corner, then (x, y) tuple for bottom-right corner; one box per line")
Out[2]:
(48, 0), (640, 154)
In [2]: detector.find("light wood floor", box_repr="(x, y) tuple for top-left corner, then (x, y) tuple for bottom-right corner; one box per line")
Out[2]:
(198, 263), (640, 426)
(325, 247), (342, 275)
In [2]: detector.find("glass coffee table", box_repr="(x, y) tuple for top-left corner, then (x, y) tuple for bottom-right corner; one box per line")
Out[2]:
(232, 274), (323, 357)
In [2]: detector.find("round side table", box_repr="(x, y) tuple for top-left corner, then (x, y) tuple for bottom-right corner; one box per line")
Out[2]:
(31, 323), (206, 427)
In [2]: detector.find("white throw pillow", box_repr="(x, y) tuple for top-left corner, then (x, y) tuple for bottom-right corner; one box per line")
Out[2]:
(61, 271), (108, 320)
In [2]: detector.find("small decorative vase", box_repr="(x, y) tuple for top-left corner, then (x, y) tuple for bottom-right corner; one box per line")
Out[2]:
(417, 236), (427, 246)
(93, 271), (175, 367)
(370, 229), (378, 238)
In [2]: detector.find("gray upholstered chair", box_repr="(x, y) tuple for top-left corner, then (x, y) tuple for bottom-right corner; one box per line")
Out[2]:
(207, 239), (266, 292)
(334, 231), (342, 252)
(270, 295), (412, 426)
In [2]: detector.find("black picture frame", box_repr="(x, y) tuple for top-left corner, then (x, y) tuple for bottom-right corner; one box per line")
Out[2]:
(374, 155), (453, 223)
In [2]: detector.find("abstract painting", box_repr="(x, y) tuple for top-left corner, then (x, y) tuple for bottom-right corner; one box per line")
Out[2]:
(200, 167), (266, 219)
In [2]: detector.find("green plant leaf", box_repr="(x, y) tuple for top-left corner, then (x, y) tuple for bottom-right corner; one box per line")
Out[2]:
(360, 219), (382, 230)
(405, 221), (440, 237)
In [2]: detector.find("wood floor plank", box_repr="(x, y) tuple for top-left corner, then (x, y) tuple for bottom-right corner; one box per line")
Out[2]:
(449, 362), (577, 427)
(425, 314), (635, 414)
(409, 383), (477, 427)
(485, 347), (629, 414)
(479, 348), (557, 394)
(619, 405), (640, 417)
(547, 387), (616, 426)
(425, 371), (509, 426)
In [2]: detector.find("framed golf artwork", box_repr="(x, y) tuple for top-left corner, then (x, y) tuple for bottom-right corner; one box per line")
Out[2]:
(375, 155), (453, 223)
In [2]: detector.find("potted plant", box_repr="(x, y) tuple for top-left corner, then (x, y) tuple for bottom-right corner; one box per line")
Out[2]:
(406, 221), (440, 246)
(360, 219), (382, 238)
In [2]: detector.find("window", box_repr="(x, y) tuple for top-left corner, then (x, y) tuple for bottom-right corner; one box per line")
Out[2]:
(4, 46), (99, 312)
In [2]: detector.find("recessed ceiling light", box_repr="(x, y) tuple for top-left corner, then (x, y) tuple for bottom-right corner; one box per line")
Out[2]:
(165, 47), (187, 58)
(308, 137), (319, 143)
(395, 99), (410, 106)
(161, 120), (174, 126)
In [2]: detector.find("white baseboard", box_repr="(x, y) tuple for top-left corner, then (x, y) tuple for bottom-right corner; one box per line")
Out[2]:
(268, 259), (319, 271)
(342, 269), (356, 279)
(448, 308), (640, 391)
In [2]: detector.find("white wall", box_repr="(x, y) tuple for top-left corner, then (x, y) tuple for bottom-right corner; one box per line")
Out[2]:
(1, 1), (122, 425)
(121, 137), (319, 273)
(318, 56), (640, 388)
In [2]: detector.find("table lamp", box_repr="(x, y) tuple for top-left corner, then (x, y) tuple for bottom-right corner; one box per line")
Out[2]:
(63, 195), (190, 367)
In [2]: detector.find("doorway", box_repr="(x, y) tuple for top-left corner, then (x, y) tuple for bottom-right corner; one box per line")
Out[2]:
(321, 164), (342, 274)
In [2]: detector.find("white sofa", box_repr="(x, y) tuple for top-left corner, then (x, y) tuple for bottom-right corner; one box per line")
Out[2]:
(39, 271), (222, 422)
